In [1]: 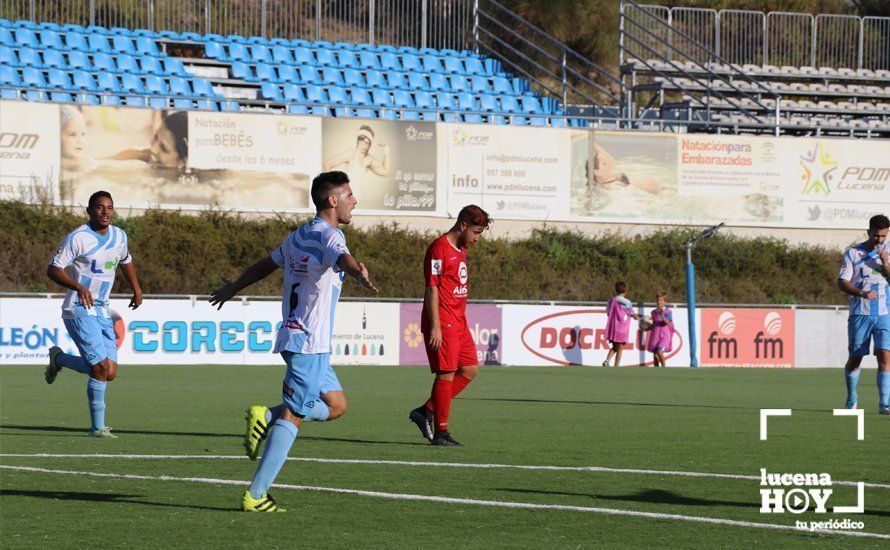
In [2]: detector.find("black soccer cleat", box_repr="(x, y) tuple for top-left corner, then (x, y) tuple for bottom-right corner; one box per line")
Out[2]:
(409, 407), (434, 441)
(430, 431), (462, 446)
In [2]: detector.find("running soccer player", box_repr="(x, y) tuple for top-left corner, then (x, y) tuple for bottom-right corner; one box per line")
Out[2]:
(44, 191), (143, 438)
(838, 214), (890, 414)
(209, 171), (377, 512)
(408, 205), (491, 446)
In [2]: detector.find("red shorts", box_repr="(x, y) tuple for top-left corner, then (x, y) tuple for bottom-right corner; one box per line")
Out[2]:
(424, 329), (478, 373)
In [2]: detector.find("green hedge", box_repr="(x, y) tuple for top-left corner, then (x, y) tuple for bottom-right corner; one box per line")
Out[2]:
(0, 201), (847, 305)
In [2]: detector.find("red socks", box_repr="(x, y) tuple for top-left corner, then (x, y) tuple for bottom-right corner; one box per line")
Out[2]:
(432, 378), (453, 432)
(423, 373), (473, 417)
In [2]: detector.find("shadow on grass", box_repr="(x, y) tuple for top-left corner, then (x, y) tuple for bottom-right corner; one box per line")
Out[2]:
(0, 489), (232, 512)
(465, 397), (826, 413)
(0, 424), (429, 446)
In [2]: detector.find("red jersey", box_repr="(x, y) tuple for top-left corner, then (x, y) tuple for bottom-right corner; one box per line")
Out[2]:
(422, 234), (469, 334)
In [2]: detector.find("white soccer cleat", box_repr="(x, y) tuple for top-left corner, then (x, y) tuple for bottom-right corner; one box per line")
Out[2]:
(45, 346), (63, 384)
(89, 427), (118, 438)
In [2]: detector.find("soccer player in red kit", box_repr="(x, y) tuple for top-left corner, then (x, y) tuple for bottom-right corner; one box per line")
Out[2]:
(409, 205), (491, 446)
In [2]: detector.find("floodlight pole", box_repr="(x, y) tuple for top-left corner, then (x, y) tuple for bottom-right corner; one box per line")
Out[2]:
(684, 222), (724, 368)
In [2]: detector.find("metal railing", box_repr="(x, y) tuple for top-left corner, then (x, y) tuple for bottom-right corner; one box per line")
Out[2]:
(0, 0), (474, 50)
(619, 2), (890, 71)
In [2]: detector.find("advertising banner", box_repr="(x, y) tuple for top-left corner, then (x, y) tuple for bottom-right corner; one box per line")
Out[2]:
(323, 118), (438, 213)
(60, 106), (317, 210)
(398, 302), (502, 366)
(699, 308), (795, 368)
(0, 100), (60, 203)
(443, 123), (571, 220)
(0, 298), (398, 366)
(500, 304), (693, 367)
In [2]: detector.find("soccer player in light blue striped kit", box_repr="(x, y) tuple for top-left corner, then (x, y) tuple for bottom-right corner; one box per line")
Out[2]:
(44, 191), (143, 438)
(210, 171), (378, 512)
(838, 214), (890, 414)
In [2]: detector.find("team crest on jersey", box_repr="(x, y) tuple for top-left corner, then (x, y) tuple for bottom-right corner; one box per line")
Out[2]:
(291, 255), (311, 274)
(431, 259), (443, 275)
(458, 261), (468, 284)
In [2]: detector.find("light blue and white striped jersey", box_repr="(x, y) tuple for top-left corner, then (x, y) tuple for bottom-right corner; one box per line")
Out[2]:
(839, 243), (890, 316)
(51, 224), (132, 319)
(271, 217), (350, 354)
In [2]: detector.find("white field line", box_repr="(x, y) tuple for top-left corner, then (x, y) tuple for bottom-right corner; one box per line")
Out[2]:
(1, 465), (887, 541)
(2, 453), (889, 490)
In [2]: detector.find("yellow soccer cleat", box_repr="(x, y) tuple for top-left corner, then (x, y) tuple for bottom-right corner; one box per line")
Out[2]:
(241, 490), (285, 512)
(243, 405), (270, 461)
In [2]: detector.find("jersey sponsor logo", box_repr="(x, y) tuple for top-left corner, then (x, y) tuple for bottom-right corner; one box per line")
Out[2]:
(458, 261), (468, 284)
(452, 286), (468, 297)
(431, 259), (442, 275)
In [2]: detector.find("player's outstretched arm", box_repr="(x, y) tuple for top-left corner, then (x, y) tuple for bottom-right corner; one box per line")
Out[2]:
(336, 254), (379, 293)
(47, 265), (94, 308)
(119, 262), (143, 310)
(209, 256), (280, 310)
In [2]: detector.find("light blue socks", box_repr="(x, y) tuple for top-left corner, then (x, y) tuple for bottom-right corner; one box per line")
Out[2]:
(58, 352), (91, 374)
(86, 377), (107, 431)
(249, 419), (298, 499)
(845, 368), (861, 408)
(878, 371), (890, 409)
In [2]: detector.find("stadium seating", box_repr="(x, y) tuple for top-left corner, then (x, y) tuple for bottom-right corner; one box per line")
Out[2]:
(0, 18), (565, 125)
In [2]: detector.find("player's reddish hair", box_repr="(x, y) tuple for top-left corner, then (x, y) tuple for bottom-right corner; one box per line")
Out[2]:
(457, 205), (491, 228)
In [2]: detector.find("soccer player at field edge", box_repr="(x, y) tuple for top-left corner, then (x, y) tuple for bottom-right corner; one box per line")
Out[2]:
(837, 214), (890, 414)
(409, 205), (491, 446)
(44, 191), (143, 438)
(209, 171), (378, 512)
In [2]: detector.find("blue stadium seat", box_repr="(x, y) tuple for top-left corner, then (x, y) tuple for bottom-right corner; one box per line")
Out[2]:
(50, 92), (73, 102)
(231, 61), (255, 81)
(379, 109), (398, 121)
(293, 46), (314, 65)
(48, 69), (73, 89)
(247, 35), (269, 46)
(491, 76), (513, 95)
(136, 37), (160, 56)
(449, 75), (467, 92)
(269, 37), (290, 46)
(359, 51), (381, 70)
(255, 63), (277, 82)
(108, 26), (131, 36)
(140, 55), (165, 75)
(393, 89), (414, 109)
(64, 32), (91, 52)
(328, 86), (349, 105)
(92, 52), (117, 72)
(422, 55), (444, 73)
(414, 91), (434, 109)
(315, 40), (335, 49)
(172, 98), (193, 109)
(169, 76), (191, 96)
(0, 27), (12, 46)
(14, 28), (39, 48)
(463, 113), (484, 123)
(485, 58), (504, 75)
(371, 89), (393, 107)
(149, 97), (168, 109)
(521, 96), (543, 114)
(25, 90), (45, 101)
(97, 72), (121, 92)
(380, 52), (400, 71)
(314, 48), (336, 67)
(479, 93), (498, 111)
(421, 111), (439, 122)
(228, 43), (251, 62)
(400, 110), (420, 121)
(290, 38), (311, 48)
(205, 33), (227, 44)
(443, 57), (464, 74)
(260, 82), (283, 101)
(68, 50), (92, 71)
(197, 99), (219, 111)
(513, 77), (531, 95)
(550, 117), (566, 128)
(0, 46), (18, 67)
(457, 92), (477, 111)
(17, 47), (43, 68)
(464, 57), (487, 76)
(133, 29), (160, 39)
(61, 24), (86, 33)
(38, 21), (61, 31)
(99, 93), (121, 105)
(145, 75), (168, 94)
(192, 78), (215, 97)
(334, 41), (356, 50)
(337, 50), (358, 68)
(288, 104), (310, 115)
(299, 66), (319, 84)
(272, 46), (293, 64)
(88, 33), (112, 52)
(400, 53), (421, 72)
(364, 69), (385, 90)
(541, 97), (559, 115)
(125, 95), (146, 107)
(40, 29), (66, 50)
(529, 116), (548, 127)
(77, 93), (101, 105)
(227, 34), (248, 44)
(251, 45), (272, 63)
(343, 68), (364, 88)
(499, 95), (521, 114)
(429, 72), (450, 92)
(396, 46), (418, 55)
(121, 73), (144, 93)
(277, 65), (299, 83)
(73, 70), (99, 91)
(407, 73), (429, 91)
(163, 57), (189, 77)
(116, 54), (144, 75)
(281, 83), (305, 102)
(489, 114), (508, 125)
(442, 112), (460, 122)
(350, 88), (372, 105)
(0, 65), (20, 86)
(439, 48), (460, 57)
(305, 85), (328, 104)
(112, 35), (136, 54)
(321, 67), (344, 86)
(204, 41), (225, 60)
(180, 32), (204, 42)
(385, 70), (406, 90)
(469, 75), (490, 93)
(418, 47), (438, 56)
(16, 20), (39, 29)
(354, 108), (377, 119)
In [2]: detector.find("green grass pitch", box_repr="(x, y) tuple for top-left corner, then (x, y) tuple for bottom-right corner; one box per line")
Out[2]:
(1, 364), (888, 548)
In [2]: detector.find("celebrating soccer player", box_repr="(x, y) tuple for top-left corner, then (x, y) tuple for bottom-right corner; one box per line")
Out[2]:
(408, 205), (491, 446)
(209, 171), (378, 512)
(44, 191), (143, 438)
(837, 214), (890, 414)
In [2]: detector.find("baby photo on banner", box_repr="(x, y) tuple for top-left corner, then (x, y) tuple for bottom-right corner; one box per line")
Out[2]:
(59, 106), (319, 210)
(322, 118), (438, 213)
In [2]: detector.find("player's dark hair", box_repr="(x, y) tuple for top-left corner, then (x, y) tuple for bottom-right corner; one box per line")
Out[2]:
(88, 190), (113, 209)
(656, 291), (668, 299)
(162, 111), (189, 161)
(311, 171), (350, 210)
(615, 281), (627, 294)
(868, 214), (889, 231)
(457, 205), (491, 228)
